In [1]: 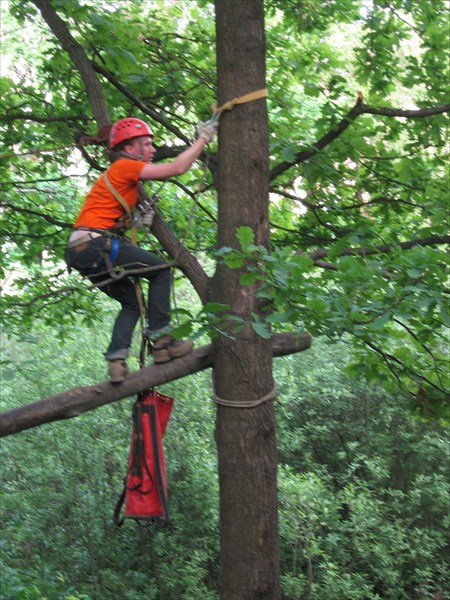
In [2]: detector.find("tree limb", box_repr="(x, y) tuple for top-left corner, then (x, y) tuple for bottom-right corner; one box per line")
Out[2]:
(0, 112), (90, 124)
(363, 104), (450, 118)
(148, 211), (211, 303)
(308, 235), (450, 268)
(32, 0), (111, 126)
(270, 96), (450, 181)
(0, 332), (312, 437)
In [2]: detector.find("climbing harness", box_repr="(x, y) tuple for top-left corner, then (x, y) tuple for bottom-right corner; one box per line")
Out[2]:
(66, 228), (122, 279)
(103, 171), (137, 242)
(114, 389), (174, 527)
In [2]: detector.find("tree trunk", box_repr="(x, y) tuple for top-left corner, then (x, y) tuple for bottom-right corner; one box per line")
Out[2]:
(213, 1), (281, 598)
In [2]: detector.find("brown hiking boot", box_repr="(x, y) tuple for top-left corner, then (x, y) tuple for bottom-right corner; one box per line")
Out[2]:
(152, 334), (194, 364)
(108, 359), (129, 383)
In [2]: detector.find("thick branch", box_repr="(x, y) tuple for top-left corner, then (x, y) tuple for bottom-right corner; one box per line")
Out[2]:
(149, 211), (211, 303)
(363, 104), (450, 118)
(0, 333), (312, 437)
(32, 0), (110, 126)
(270, 97), (450, 181)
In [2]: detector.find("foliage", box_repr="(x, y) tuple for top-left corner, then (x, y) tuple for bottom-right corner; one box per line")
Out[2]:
(1, 321), (219, 599)
(217, 226), (449, 418)
(1, 326), (448, 598)
(1, 0), (448, 407)
(275, 341), (449, 600)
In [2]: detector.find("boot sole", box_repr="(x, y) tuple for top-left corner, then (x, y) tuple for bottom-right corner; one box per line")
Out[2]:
(153, 345), (193, 364)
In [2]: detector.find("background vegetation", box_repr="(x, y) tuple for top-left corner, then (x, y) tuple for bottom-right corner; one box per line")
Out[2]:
(1, 320), (449, 599)
(1, 0), (449, 597)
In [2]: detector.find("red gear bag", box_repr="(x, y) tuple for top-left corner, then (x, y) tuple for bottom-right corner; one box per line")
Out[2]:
(114, 389), (173, 527)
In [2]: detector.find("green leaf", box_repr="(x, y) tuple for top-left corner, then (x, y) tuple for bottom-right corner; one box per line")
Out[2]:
(280, 146), (297, 163)
(240, 272), (260, 286)
(236, 226), (254, 251)
(202, 302), (230, 314)
(215, 246), (234, 257)
(251, 321), (272, 339)
(223, 254), (244, 269)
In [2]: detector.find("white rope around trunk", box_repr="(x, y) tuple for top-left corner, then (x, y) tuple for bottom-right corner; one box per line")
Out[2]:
(213, 384), (276, 408)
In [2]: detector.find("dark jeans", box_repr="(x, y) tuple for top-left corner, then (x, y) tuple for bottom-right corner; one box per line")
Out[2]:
(66, 235), (171, 360)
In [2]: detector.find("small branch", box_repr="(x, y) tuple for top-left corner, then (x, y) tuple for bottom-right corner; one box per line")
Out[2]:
(392, 317), (445, 389)
(92, 61), (192, 144)
(1, 202), (73, 229)
(309, 235), (450, 264)
(32, 0), (111, 126)
(0, 112), (89, 124)
(270, 95), (365, 180)
(365, 339), (446, 395)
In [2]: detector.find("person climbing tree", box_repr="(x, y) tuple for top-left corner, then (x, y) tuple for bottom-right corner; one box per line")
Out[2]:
(65, 117), (218, 383)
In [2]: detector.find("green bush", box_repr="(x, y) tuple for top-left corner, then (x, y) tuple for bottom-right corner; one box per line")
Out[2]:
(1, 330), (448, 598)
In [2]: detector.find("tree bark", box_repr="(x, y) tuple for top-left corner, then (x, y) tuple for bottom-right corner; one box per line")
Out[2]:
(32, 0), (111, 127)
(0, 333), (311, 437)
(213, 1), (281, 598)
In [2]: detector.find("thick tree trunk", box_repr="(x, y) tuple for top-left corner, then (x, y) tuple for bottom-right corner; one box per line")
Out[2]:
(213, 1), (281, 598)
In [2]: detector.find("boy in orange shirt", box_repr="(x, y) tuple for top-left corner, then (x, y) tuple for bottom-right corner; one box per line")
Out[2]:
(66, 117), (217, 382)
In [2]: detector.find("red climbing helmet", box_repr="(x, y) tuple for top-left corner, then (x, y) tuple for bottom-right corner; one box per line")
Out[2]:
(109, 117), (153, 149)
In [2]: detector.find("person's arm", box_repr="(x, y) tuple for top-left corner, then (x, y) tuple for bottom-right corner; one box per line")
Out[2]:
(139, 136), (207, 181)
(139, 120), (218, 181)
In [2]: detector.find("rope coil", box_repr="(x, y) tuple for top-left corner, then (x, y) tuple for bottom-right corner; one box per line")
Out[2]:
(214, 384), (276, 408)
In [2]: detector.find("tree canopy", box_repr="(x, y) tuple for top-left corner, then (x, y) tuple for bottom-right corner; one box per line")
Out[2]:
(1, 0), (448, 420)
(2, 335), (449, 599)
(1, 2), (449, 598)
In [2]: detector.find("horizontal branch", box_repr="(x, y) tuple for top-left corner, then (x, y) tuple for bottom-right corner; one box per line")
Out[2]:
(0, 332), (312, 437)
(309, 234), (450, 268)
(270, 97), (450, 181)
(1, 202), (72, 229)
(363, 104), (450, 118)
(0, 112), (89, 124)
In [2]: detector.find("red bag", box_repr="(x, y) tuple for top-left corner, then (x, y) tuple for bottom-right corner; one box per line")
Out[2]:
(114, 389), (174, 527)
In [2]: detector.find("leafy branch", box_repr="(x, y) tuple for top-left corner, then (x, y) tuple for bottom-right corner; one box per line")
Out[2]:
(1, 201), (73, 229)
(308, 235), (450, 269)
(270, 95), (450, 180)
(0, 112), (89, 124)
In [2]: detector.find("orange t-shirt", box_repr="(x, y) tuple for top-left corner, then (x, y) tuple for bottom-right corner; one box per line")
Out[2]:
(74, 158), (147, 229)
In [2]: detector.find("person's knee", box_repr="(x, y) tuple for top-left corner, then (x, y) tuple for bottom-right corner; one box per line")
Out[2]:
(148, 265), (171, 285)
(121, 296), (141, 314)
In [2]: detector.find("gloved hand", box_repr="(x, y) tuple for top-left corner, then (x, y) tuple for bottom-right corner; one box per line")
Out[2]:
(195, 119), (218, 144)
(134, 209), (155, 230)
